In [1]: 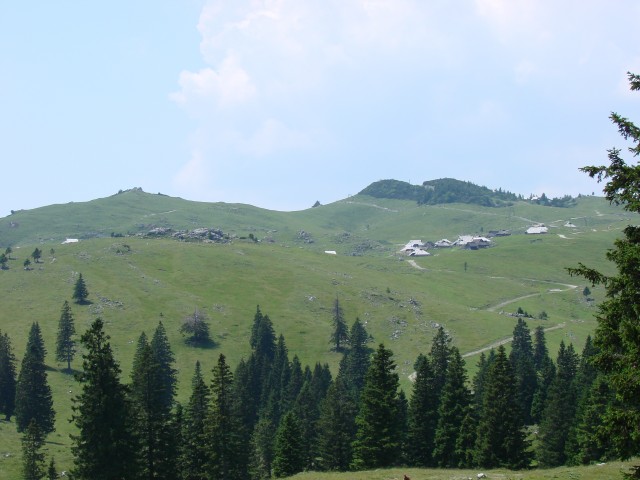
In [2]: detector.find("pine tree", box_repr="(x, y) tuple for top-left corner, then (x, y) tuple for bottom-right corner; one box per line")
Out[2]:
(536, 341), (579, 467)
(205, 353), (245, 479)
(565, 335), (599, 463)
(474, 345), (530, 469)
(532, 326), (550, 371)
(337, 318), (371, 398)
(292, 380), (317, 469)
(0, 331), (17, 420)
(72, 273), (89, 304)
(567, 72), (640, 473)
(47, 457), (57, 480)
(406, 354), (438, 467)
(531, 326), (555, 423)
(429, 325), (452, 401)
(130, 333), (176, 479)
(509, 318), (537, 424)
(272, 411), (305, 478)
(15, 322), (55, 434)
(22, 419), (45, 480)
(55, 300), (76, 371)
(433, 347), (471, 467)
(569, 375), (615, 465)
(70, 318), (140, 479)
(316, 378), (357, 471)
(249, 416), (276, 480)
(282, 355), (304, 413)
(180, 361), (210, 480)
(330, 297), (348, 351)
(150, 321), (177, 411)
(351, 343), (401, 470)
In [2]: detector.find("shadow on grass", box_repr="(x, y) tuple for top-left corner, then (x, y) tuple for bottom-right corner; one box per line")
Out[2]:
(184, 338), (218, 349)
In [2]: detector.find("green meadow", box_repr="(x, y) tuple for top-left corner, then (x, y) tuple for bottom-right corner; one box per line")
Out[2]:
(0, 189), (632, 476)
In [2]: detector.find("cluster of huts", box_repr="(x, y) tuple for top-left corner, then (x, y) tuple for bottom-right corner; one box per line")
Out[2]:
(401, 223), (553, 256)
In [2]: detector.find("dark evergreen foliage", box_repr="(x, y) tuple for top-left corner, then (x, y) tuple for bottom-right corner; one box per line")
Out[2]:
(72, 273), (89, 304)
(129, 333), (177, 479)
(150, 321), (178, 411)
(567, 72), (640, 472)
(474, 345), (530, 469)
(249, 416), (276, 480)
(272, 411), (305, 478)
(0, 331), (17, 420)
(429, 326), (452, 401)
(70, 318), (140, 480)
(351, 344), (401, 470)
(180, 361), (210, 480)
(337, 318), (371, 399)
(316, 378), (357, 471)
(406, 354), (438, 467)
(15, 322), (55, 434)
(22, 419), (45, 480)
(536, 341), (579, 467)
(55, 300), (76, 371)
(509, 318), (537, 424)
(330, 297), (348, 351)
(206, 354), (245, 480)
(433, 348), (471, 468)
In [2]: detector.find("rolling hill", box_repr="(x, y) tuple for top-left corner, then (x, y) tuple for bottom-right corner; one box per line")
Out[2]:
(0, 180), (630, 475)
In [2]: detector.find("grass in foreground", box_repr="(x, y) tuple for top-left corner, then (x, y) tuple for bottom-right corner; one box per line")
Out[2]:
(287, 461), (637, 480)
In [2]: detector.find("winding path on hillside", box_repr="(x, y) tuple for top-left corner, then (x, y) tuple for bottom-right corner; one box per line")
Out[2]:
(461, 322), (567, 359)
(486, 281), (578, 312)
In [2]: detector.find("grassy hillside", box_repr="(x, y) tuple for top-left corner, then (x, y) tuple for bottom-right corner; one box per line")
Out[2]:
(284, 460), (638, 479)
(0, 188), (631, 476)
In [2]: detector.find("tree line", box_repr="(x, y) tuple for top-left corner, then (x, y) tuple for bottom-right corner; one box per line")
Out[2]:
(0, 303), (622, 479)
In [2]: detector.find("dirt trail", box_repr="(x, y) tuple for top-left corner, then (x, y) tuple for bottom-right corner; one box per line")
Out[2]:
(487, 281), (578, 312)
(462, 322), (566, 358)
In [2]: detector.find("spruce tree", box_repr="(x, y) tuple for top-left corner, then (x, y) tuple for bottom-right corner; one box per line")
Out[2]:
(351, 343), (401, 470)
(22, 419), (45, 480)
(336, 318), (371, 398)
(130, 333), (176, 479)
(536, 341), (579, 467)
(150, 321), (177, 411)
(180, 361), (210, 480)
(292, 381), (317, 469)
(565, 335), (599, 463)
(316, 378), (357, 471)
(433, 347), (471, 468)
(509, 318), (537, 424)
(70, 318), (140, 479)
(0, 331), (17, 420)
(532, 326), (550, 371)
(406, 353), (438, 467)
(249, 416), (276, 480)
(205, 354), (245, 479)
(474, 345), (530, 469)
(567, 72), (640, 473)
(47, 457), (57, 480)
(55, 300), (76, 371)
(531, 326), (555, 423)
(272, 411), (305, 478)
(569, 375), (614, 465)
(429, 325), (452, 401)
(330, 297), (348, 351)
(72, 273), (89, 304)
(15, 322), (55, 434)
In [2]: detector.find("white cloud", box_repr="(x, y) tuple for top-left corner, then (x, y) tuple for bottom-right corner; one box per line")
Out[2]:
(173, 149), (210, 192)
(170, 53), (256, 111)
(240, 118), (313, 157)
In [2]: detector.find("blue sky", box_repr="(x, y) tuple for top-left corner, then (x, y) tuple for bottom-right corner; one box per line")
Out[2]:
(1, 1), (639, 217)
